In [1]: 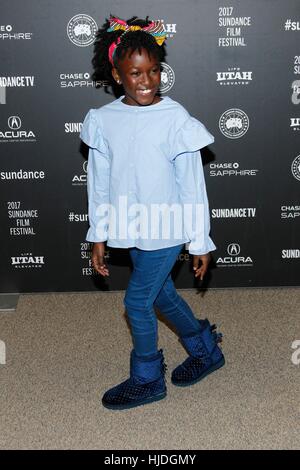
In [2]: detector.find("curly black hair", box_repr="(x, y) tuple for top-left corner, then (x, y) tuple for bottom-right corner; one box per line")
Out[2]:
(91, 14), (167, 95)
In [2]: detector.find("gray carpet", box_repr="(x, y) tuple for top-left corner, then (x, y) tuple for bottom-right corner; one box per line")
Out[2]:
(0, 287), (299, 450)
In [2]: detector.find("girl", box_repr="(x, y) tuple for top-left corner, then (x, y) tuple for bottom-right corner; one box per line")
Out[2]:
(80, 14), (225, 410)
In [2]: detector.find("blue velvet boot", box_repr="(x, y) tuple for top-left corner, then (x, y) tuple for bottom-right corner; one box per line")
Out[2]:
(102, 349), (167, 410)
(171, 320), (225, 387)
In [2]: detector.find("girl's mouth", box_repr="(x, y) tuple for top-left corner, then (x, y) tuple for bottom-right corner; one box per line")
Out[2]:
(136, 89), (154, 96)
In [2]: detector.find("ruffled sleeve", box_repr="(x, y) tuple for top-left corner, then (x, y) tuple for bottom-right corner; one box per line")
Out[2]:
(170, 116), (214, 162)
(80, 108), (109, 155)
(80, 109), (110, 243)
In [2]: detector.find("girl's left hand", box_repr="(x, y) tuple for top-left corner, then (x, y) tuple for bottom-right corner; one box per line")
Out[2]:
(192, 253), (211, 280)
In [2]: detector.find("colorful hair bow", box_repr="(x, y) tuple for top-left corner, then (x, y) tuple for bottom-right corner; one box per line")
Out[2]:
(107, 16), (166, 66)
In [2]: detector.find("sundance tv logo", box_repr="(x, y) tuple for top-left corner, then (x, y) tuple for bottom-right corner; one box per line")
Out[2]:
(0, 116), (36, 143)
(67, 14), (98, 47)
(211, 207), (256, 218)
(0, 76), (34, 87)
(0, 76), (35, 105)
(216, 243), (253, 267)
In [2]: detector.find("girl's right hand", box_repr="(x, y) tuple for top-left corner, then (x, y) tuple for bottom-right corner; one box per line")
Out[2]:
(91, 242), (109, 277)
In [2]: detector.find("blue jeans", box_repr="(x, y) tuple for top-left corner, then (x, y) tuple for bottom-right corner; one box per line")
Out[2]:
(123, 244), (201, 357)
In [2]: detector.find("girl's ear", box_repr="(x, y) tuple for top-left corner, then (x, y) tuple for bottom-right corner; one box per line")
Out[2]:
(111, 67), (122, 84)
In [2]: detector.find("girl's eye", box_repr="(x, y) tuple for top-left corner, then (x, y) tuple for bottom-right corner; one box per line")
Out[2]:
(131, 69), (159, 76)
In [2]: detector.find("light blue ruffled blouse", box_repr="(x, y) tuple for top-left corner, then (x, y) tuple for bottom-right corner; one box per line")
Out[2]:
(80, 95), (216, 255)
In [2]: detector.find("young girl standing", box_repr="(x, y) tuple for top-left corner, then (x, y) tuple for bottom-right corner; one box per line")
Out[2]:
(80, 14), (225, 410)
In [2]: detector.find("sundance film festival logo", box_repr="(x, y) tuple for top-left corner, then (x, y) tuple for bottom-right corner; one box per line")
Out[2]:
(219, 109), (249, 138)
(80, 241), (109, 276)
(159, 62), (175, 93)
(11, 253), (45, 268)
(67, 14), (98, 47)
(291, 155), (300, 181)
(0, 24), (32, 40)
(218, 6), (251, 47)
(72, 161), (87, 185)
(209, 162), (258, 177)
(7, 200), (38, 237)
(294, 55), (300, 76)
(216, 67), (252, 86)
(217, 243), (253, 267)
(0, 116), (36, 143)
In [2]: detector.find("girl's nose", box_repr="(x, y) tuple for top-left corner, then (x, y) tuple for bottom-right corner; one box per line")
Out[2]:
(141, 74), (151, 87)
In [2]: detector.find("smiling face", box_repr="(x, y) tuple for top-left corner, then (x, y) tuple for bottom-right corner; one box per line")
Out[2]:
(112, 47), (161, 106)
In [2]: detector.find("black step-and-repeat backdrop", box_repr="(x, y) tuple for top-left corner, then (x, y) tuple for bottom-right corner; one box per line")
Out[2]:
(1, 0), (299, 293)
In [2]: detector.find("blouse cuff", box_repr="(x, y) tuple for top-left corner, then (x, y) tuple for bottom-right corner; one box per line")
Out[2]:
(187, 236), (217, 255)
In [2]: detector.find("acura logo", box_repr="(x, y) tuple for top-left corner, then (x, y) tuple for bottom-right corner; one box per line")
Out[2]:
(8, 116), (21, 130)
(227, 243), (241, 255)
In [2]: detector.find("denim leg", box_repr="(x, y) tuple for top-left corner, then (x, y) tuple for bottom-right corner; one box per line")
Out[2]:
(124, 244), (184, 357)
(154, 274), (201, 337)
